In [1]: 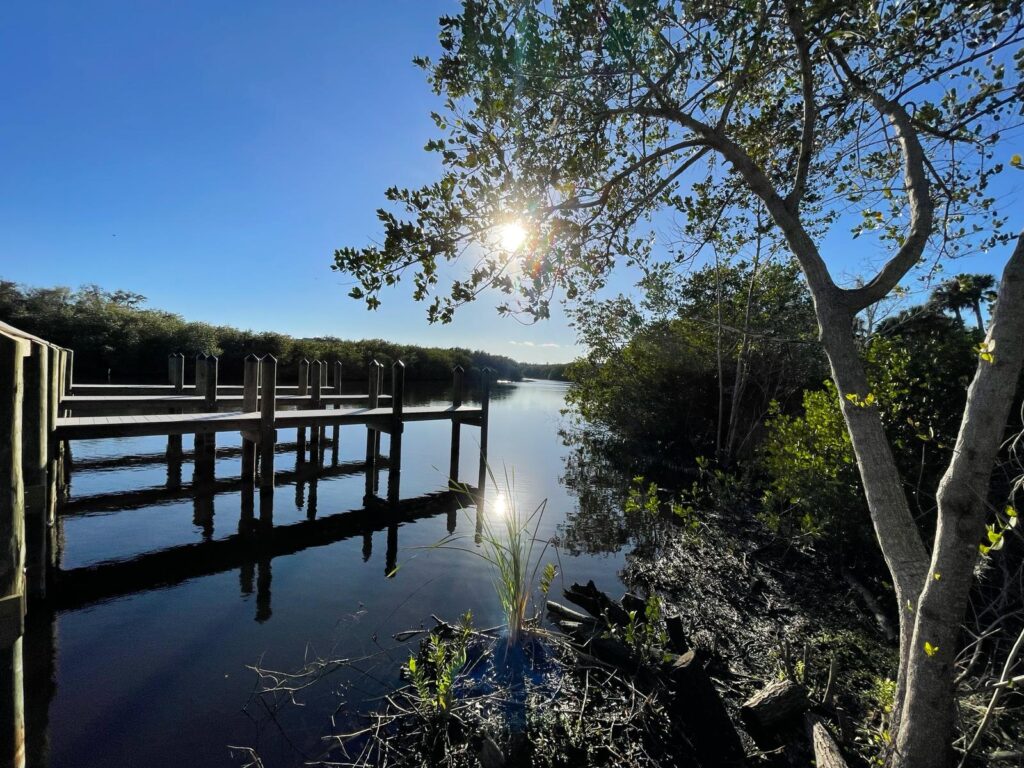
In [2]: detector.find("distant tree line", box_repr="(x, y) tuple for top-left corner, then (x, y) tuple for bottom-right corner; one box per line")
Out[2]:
(0, 281), (551, 385)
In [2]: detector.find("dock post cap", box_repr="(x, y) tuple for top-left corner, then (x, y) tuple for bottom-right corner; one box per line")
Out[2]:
(392, 360), (405, 370)
(262, 353), (278, 363)
(452, 364), (464, 373)
(244, 352), (260, 361)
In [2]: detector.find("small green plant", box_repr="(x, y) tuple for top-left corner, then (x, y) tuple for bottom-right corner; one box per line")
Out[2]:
(615, 595), (670, 662)
(406, 611), (473, 717)
(625, 475), (703, 541)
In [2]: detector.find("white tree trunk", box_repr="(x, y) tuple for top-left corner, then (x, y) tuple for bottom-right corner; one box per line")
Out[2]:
(892, 231), (1024, 768)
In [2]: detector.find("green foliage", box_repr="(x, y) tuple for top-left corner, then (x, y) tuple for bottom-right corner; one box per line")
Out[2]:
(759, 307), (985, 547)
(566, 259), (822, 464)
(334, 1), (1018, 323)
(759, 384), (858, 542)
(624, 474), (706, 543)
(0, 279), (527, 383)
(620, 595), (670, 663)
(406, 612), (473, 717)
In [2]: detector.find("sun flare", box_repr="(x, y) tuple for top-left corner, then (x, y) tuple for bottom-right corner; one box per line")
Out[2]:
(498, 221), (528, 252)
(489, 491), (510, 518)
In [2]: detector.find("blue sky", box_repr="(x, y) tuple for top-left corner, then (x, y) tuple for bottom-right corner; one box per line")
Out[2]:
(0, 2), (1020, 364)
(0, 0), (577, 363)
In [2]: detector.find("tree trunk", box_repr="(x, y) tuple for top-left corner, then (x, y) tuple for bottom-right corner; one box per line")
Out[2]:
(971, 300), (985, 334)
(891, 231), (1024, 768)
(814, 302), (930, 671)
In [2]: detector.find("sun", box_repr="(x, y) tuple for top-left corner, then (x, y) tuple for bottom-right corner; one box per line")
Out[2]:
(498, 221), (528, 252)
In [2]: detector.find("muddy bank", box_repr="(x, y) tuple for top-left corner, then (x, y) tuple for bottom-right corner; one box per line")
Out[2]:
(621, 508), (897, 765)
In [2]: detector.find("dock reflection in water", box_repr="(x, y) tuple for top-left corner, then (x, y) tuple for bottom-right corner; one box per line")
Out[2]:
(26, 381), (634, 768)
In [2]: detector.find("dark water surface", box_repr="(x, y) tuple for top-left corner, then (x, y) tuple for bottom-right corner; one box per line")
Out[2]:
(27, 380), (634, 767)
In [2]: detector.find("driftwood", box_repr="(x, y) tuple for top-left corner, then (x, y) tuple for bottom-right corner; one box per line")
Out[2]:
(548, 590), (745, 767)
(620, 591), (648, 616)
(664, 614), (690, 654)
(741, 679), (810, 732)
(563, 581), (632, 626)
(663, 650), (747, 768)
(545, 600), (592, 625)
(806, 714), (849, 768)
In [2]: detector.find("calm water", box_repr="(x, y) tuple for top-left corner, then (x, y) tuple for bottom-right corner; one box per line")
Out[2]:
(26, 380), (634, 768)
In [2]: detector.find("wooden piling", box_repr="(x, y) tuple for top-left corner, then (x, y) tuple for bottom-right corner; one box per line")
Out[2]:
(259, 355), (277, 488)
(0, 331), (27, 768)
(296, 360), (309, 464)
(166, 353), (184, 463)
(62, 350), (73, 398)
(241, 355), (259, 482)
(57, 349), (71, 474)
(195, 356), (218, 481)
(22, 343), (48, 599)
(364, 361), (380, 499)
(317, 360), (328, 465)
(477, 367), (492, 495)
(449, 365), (464, 486)
(193, 355), (208, 468)
(331, 362), (342, 465)
(373, 360), (383, 464)
(45, 347), (60, 574)
(387, 361), (405, 506)
(310, 361), (323, 467)
(203, 356), (218, 409)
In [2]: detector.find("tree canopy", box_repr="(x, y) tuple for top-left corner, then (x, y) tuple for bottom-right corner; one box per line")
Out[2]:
(335, 0), (1022, 323)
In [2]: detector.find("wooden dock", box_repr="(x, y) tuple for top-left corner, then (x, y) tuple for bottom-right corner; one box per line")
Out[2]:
(0, 321), (493, 768)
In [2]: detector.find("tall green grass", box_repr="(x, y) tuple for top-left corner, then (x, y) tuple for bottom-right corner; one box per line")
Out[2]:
(445, 465), (556, 648)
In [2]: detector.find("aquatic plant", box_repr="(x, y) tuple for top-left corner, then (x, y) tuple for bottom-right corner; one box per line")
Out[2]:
(445, 465), (558, 649)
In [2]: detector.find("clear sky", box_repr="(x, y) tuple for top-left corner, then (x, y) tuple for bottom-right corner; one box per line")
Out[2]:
(0, 2), (1019, 364)
(0, 0), (577, 363)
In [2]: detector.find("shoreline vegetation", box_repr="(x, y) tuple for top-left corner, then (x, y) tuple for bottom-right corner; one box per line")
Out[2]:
(0, 279), (571, 384)
(8, 271), (1024, 766)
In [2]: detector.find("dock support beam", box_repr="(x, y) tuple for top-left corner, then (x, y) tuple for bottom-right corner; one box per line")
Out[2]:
(0, 332), (27, 768)
(310, 361), (324, 468)
(449, 366), (464, 487)
(241, 355), (259, 482)
(195, 356), (218, 482)
(363, 361), (381, 500)
(387, 360), (405, 506)
(166, 353), (184, 465)
(296, 360), (308, 465)
(45, 348), (60, 579)
(477, 367), (492, 497)
(22, 344), (48, 600)
(259, 355), (277, 489)
(332, 361), (342, 466)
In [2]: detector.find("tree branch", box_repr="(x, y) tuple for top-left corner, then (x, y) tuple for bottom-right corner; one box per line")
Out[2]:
(828, 45), (935, 313)
(784, 0), (816, 212)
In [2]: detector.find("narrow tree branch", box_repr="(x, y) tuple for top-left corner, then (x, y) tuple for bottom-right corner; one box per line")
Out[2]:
(828, 45), (935, 313)
(784, 0), (816, 212)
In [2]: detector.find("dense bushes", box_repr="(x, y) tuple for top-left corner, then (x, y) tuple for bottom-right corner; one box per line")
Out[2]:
(566, 259), (824, 465)
(0, 281), (528, 384)
(758, 309), (986, 552)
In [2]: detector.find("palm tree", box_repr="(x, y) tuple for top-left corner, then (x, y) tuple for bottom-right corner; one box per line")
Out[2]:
(954, 273), (997, 333)
(928, 277), (969, 326)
